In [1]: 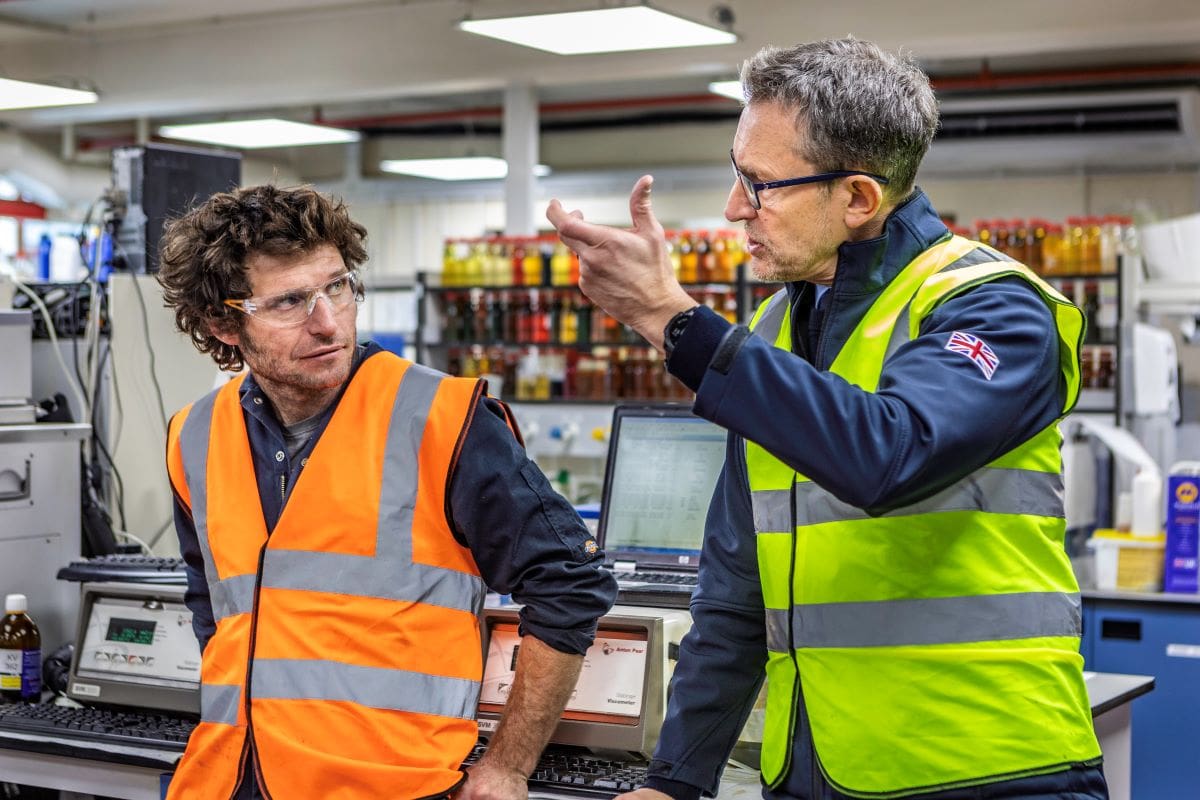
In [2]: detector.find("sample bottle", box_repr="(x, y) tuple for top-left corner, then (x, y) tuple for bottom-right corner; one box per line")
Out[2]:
(0, 594), (41, 703)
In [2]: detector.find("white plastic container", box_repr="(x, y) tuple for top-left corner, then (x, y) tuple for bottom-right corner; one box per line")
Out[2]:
(1089, 529), (1165, 592)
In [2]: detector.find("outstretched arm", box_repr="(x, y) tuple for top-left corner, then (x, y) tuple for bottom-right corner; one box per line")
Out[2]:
(458, 635), (583, 800)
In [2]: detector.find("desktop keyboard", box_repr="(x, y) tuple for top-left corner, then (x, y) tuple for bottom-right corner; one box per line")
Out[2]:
(57, 554), (188, 585)
(0, 702), (196, 751)
(465, 742), (649, 797)
(612, 571), (697, 586)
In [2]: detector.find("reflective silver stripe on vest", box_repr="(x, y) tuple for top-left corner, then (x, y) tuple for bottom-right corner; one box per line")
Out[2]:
(251, 658), (479, 721)
(261, 363), (484, 613)
(765, 591), (1081, 651)
(750, 290), (789, 342)
(200, 683), (242, 726)
(177, 389), (233, 618)
(752, 488), (792, 533)
(751, 467), (1063, 531)
(211, 573), (257, 619)
(883, 246), (1011, 365)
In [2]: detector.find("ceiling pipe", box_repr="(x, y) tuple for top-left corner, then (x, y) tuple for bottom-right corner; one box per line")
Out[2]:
(932, 61), (1200, 93)
(71, 61), (1200, 152)
(315, 93), (732, 129)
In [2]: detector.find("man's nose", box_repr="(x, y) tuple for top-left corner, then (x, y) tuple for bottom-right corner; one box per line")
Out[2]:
(724, 180), (755, 222)
(304, 293), (339, 334)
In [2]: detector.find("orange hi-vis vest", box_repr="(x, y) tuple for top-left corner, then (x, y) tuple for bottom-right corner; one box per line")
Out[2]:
(165, 352), (488, 800)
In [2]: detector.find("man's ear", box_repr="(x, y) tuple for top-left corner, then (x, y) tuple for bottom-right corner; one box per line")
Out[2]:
(842, 175), (886, 231)
(208, 316), (241, 348)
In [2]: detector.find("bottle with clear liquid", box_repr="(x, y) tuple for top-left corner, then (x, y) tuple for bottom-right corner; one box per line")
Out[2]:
(0, 594), (41, 703)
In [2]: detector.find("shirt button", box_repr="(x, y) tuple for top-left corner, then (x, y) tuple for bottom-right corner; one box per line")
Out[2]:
(253, 397), (263, 405)
(300, 458), (308, 467)
(275, 451), (285, 462)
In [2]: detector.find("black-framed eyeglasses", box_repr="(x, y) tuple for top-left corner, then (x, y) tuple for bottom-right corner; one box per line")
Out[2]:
(730, 149), (890, 210)
(223, 269), (363, 328)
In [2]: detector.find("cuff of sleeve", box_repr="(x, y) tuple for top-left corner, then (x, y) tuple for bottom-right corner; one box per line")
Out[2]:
(665, 305), (733, 391)
(516, 618), (598, 657)
(642, 774), (704, 800)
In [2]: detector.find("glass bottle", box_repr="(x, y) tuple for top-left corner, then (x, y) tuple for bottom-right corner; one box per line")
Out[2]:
(678, 231), (698, 283)
(1, 594), (41, 704)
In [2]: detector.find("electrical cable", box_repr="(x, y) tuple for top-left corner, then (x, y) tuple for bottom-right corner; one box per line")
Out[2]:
(91, 343), (127, 530)
(147, 514), (176, 550)
(115, 529), (152, 555)
(6, 274), (89, 420)
(112, 242), (170, 435)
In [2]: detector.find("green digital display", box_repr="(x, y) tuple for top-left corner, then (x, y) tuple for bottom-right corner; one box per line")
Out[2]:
(105, 617), (156, 645)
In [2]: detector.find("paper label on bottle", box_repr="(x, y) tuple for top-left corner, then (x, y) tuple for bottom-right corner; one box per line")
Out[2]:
(0, 648), (20, 688)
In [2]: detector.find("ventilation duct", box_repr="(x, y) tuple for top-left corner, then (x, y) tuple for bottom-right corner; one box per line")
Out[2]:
(925, 89), (1200, 173)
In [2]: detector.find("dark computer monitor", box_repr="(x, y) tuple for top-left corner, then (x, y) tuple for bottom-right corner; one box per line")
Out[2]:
(112, 143), (241, 273)
(477, 607), (671, 756)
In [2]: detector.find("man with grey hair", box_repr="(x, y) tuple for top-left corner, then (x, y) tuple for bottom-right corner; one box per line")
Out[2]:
(547, 37), (1106, 800)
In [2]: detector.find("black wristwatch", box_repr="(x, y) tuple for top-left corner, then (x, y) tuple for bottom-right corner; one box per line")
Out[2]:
(662, 305), (700, 360)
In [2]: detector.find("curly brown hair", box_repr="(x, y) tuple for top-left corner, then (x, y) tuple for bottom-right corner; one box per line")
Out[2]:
(156, 184), (369, 371)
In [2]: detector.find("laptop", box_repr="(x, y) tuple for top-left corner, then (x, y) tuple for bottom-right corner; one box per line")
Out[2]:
(596, 405), (728, 609)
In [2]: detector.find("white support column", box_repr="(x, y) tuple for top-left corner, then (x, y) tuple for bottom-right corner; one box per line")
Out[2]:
(135, 117), (150, 145)
(61, 123), (76, 162)
(343, 138), (363, 186)
(503, 83), (538, 237)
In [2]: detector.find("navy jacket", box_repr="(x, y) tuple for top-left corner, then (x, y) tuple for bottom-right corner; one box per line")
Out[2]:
(645, 191), (1105, 800)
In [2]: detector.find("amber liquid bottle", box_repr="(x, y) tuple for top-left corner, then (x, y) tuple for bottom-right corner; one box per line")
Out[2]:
(0, 594), (41, 703)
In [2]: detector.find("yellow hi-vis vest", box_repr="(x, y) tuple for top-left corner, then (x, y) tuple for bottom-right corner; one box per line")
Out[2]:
(746, 235), (1098, 798)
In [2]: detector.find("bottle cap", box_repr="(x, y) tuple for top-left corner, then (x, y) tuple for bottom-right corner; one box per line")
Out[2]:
(5, 594), (27, 614)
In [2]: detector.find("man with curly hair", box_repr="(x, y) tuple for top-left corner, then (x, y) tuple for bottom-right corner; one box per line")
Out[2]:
(158, 184), (616, 800)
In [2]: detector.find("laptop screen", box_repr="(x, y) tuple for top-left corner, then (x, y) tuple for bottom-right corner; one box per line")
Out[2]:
(68, 582), (202, 715)
(597, 405), (727, 570)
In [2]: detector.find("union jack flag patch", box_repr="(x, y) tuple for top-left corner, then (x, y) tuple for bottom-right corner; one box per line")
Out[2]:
(945, 330), (999, 380)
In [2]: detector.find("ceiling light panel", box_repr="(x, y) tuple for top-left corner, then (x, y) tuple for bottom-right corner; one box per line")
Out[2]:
(0, 78), (98, 111)
(459, 6), (737, 55)
(708, 80), (743, 101)
(157, 119), (360, 149)
(380, 157), (551, 181)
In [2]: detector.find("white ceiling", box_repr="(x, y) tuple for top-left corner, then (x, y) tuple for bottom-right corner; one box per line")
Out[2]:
(1, 0), (1200, 186)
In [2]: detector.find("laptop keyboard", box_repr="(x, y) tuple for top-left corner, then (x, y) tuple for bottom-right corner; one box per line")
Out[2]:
(464, 741), (648, 797)
(613, 571), (697, 586)
(0, 702), (196, 751)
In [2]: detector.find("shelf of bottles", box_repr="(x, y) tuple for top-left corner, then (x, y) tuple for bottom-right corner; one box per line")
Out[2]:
(953, 216), (1130, 413)
(420, 230), (777, 403)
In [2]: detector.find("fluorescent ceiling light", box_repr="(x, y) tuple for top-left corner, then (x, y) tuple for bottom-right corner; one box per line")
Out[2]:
(158, 119), (360, 149)
(380, 157), (551, 181)
(708, 80), (743, 101)
(0, 78), (97, 111)
(458, 6), (737, 55)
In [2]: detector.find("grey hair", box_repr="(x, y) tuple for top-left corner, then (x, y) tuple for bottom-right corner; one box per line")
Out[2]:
(739, 37), (938, 201)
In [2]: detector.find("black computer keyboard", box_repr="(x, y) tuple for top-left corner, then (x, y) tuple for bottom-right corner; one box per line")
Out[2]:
(465, 742), (649, 797)
(57, 554), (188, 585)
(0, 702), (196, 751)
(613, 571), (697, 586)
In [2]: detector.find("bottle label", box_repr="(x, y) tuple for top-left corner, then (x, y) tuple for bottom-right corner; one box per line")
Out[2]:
(0, 648), (41, 697)
(0, 648), (18, 689)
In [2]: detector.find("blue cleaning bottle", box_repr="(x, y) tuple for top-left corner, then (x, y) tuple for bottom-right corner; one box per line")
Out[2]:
(36, 234), (52, 281)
